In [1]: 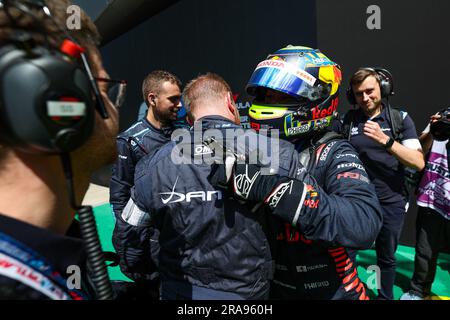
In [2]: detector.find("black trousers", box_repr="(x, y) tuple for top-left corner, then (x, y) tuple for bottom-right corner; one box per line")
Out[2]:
(375, 200), (407, 300)
(410, 206), (450, 296)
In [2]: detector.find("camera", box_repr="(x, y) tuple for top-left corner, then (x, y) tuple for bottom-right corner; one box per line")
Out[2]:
(430, 107), (450, 141)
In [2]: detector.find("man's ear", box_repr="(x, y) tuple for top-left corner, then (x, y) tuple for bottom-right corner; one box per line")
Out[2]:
(186, 113), (194, 126)
(148, 93), (157, 107)
(226, 92), (236, 114)
(226, 92), (241, 125)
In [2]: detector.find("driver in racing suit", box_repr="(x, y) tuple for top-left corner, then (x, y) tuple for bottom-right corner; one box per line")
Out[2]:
(210, 45), (383, 299)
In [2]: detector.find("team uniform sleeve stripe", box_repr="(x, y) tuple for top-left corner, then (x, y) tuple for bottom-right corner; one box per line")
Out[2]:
(292, 182), (308, 226)
(121, 198), (151, 227)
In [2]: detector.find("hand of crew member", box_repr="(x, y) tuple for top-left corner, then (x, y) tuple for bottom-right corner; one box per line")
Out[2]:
(363, 120), (390, 145)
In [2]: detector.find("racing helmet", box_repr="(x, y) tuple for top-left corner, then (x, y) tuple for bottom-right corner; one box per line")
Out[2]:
(246, 45), (342, 140)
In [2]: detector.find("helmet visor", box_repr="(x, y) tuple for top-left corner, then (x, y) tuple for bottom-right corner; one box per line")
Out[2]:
(246, 59), (327, 101)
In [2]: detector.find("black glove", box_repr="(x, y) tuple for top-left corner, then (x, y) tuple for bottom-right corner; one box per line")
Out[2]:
(209, 154), (284, 203)
(207, 147), (238, 189)
(205, 137), (305, 206)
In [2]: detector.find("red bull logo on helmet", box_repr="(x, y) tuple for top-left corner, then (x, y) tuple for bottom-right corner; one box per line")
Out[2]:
(311, 97), (339, 120)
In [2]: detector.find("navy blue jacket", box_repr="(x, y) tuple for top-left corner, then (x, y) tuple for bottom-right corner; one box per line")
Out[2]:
(110, 118), (173, 282)
(110, 118), (173, 216)
(131, 116), (382, 299)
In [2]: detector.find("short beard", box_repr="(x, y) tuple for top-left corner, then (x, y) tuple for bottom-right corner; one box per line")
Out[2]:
(153, 108), (176, 127)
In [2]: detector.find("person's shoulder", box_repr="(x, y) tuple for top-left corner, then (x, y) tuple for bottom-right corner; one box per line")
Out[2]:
(331, 138), (358, 152)
(118, 120), (149, 139)
(153, 140), (177, 160)
(393, 109), (419, 139)
(389, 107), (410, 123)
(323, 137), (360, 162)
(398, 109), (408, 119)
(398, 110), (415, 125)
(136, 141), (176, 169)
(260, 132), (297, 162)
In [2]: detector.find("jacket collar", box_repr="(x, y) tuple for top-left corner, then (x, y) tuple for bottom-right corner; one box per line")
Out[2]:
(192, 115), (239, 130)
(357, 103), (387, 121)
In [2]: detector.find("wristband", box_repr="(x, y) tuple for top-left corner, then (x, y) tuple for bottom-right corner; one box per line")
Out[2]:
(384, 137), (394, 149)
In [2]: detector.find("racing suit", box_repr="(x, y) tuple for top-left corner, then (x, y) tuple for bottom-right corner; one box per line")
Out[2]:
(268, 132), (382, 299)
(211, 130), (383, 299)
(110, 118), (173, 284)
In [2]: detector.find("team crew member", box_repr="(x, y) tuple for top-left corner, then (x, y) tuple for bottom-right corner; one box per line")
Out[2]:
(211, 46), (383, 300)
(110, 71), (182, 296)
(340, 68), (425, 299)
(0, 0), (119, 299)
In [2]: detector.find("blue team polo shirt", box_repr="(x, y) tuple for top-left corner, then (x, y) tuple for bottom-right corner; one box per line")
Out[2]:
(343, 105), (419, 204)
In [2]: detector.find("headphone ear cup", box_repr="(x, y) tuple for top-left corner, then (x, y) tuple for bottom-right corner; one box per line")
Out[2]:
(379, 79), (392, 99)
(0, 45), (95, 153)
(346, 86), (356, 105)
(374, 68), (394, 98)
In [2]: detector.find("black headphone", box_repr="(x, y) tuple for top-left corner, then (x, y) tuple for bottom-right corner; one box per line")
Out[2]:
(0, 40), (95, 153)
(0, 1), (107, 154)
(346, 67), (394, 105)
